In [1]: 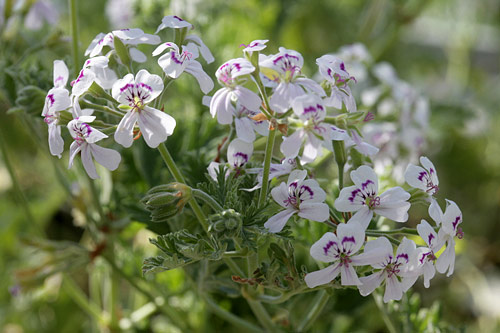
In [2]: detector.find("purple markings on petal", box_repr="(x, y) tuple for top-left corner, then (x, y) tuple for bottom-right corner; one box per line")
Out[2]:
(323, 240), (337, 255)
(55, 76), (65, 85)
(361, 179), (374, 190)
(428, 233), (435, 246)
(452, 216), (461, 230)
(120, 83), (134, 93)
(170, 51), (184, 64)
(233, 152), (248, 167)
(139, 83), (153, 92)
(430, 168), (435, 174)
(348, 188), (362, 203)
(299, 185), (314, 200)
(340, 62), (346, 71)
(418, 171), (428, 182)
(341, 236), (355, 245)
(233, 62), (242, 72)
(396, 253), (409, 264)
(47, 94), (55, 106)
(173, 15), (185, 21)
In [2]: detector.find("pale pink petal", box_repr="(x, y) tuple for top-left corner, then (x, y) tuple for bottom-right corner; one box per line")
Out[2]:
(336, 222), (365, 255)
(184, 34), (214, 64)
(404, 164), (428, 192)
(350, 165), (379, 195)
(271, 182), (290, 209)
(234, 86), (261, 112)
(442, 200), (462, 235)
(359, 271), (385, 296)
(129, 48), (147, 63)
(53, 60), (69, 88)
(335, 185), (366, 212)
(90, 144), (121, 171)
(48, 124), (64, 158)
(138, 107), (176, 148)
(112, 73), (135, 104)
(68, 141), (81, 169)
(280, 130), (303, 158)
(185, 61), (214, 94)
(304, 263), (341, 288)
(227, 139), (253, 168)
(384, 275), (403, 302)
(264, 209), (296, 233)
(81, 143), (99, 179)
(436, 239), (455, 276)
(298, 202), (329, 222)
(428, 198), (444, 225)
(135, 69), (164, 102)
(352, 237), (392, 267)
(340, 263), (361, 286)
(114, 110), (139, 148)
(235, 117), (255, 143)
(375, 187), (411, 222)
(420, 156), (438, 186)
(347, 208), (373, 230)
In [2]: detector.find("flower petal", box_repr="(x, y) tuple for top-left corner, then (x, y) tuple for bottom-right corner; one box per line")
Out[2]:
(90, 144), (121, 171)
(359, 271), (385, 296)
(114, 110), (139, 148)
(304, 263), (341, 288)
(384, 275), (403, 303)
(298, 202), (329, 222)
(138, 107), (176, 148)
(271, 182), (290, 209)
(310, 232), (340, 262)
(235, 117), (256, 143)
(340, 263), (361, 286)
(81, 143), (99, 179)
(337, 222), (365, 255)
(185, 61), (214, 94)
(352, 236), (392, 267)
(264, 209), (296, 233)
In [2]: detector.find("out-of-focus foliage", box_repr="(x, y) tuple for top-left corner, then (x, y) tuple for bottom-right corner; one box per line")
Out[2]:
(1, 0), (499, 332)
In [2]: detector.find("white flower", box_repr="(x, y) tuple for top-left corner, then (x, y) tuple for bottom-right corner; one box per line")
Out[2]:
(335, 165), (411, 229)
(210, 58), (261, 125)
(246, 157), (296, 191)
(207, 139), (253, 181)
(72, 56), (117, 99)
(358, 237), (418, 303)
(42, 60), (71, 158)
(264, 170), (329, 233)
(405, 156), (439, 196)
(85, 28), (160, 63)
(316, 54), (357, 112)
(280, 94), (334, 164)
(241, 39), (268, 56)
(305, 223), (381, 287)
(155, 16), (214, 64)
(152, 42), (213, 94)
(428, 199), (463, 277)
(330, 125), (379, 157)
(24, 0), (58, 30)
(112, 69), (176, 148)
(413, 219), (443, 288)
(67, 116), (121, 179)
(260, 47), (325, 113)
(233, 104), (268, 143)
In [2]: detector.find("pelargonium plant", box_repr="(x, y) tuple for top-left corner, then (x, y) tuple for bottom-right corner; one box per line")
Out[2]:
(31, 14), (464, 332)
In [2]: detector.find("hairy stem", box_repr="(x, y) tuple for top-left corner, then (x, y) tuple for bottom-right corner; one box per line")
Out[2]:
(297, 290), (330, 332)
(192, 188), (223, 212)
(68, 0), (79, 77)
(258, 127), (276, 207)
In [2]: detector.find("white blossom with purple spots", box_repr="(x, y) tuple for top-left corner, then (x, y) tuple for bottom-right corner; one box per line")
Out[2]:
(428, 199), (463, 277)
(316, 54), (357, 112)
(72, 56), (117, 99)
(67, 115), (121, 180)
(330, 125), (379, 157)
(358, 237), (419, 303)
(42, 60), (71, 158)
(85, 28), (160, 63)
(241, 39), (268, 56)
(210, 58), (261, 125)
(245, 157), (296, 192)
(207, 139), (253, 181)
(335, 165), (411, 229)
(152, 42), (213, 94)
(112, 69), (176, 148)
(280, 94), (335, 164)
(405, 156), (439, 196)
(305, 223), (383, 287)
(264, 170), (329, 233)
(260, 47), (325, 113)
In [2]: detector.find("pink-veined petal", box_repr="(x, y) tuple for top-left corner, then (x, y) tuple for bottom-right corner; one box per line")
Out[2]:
(310, 232), (340, 262)
(337, 222), (365, 255)
(134, 69), (164, 103)
(53, 60), (69, 88)
(138, 106), (176, 148)
(271, 182), (290, 209)
(114, 110), (139, 148)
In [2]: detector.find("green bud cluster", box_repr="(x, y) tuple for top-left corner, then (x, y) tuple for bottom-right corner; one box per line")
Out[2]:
(208, 209), (243, 238)
(141, 183), (192, 222)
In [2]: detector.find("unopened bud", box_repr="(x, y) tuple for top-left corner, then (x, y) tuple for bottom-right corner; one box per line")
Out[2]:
(208, 209), (242, 238)
(142, 183), (192, 223)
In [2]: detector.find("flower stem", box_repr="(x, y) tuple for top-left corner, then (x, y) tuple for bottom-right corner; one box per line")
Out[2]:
(80, 100), (125, 118)
(202, 294), (264, 332)
(68, 0), (80, 77)
(192, 188), (223, 212)
(366, 227), (418, 236)
(246, 297), (278, 332)
(372, 292), (397, 333)
(157, 142), (209, 230)
(258, 127), (276, 207)
(296, 290), (330, 332)
(63, 274), (107, 326)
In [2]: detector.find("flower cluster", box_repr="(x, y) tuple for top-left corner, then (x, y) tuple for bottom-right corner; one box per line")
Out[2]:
(40, 14), (463, 305)
(205, 39), (463, 303)
(41, 16), (214, 179)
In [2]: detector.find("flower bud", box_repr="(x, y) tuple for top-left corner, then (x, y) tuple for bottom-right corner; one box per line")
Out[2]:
(142, 183), (192, 223)
(208, 209), (242, 238)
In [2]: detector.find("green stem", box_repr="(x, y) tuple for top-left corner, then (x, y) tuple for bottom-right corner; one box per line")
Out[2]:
(202, 294), (264, 332)
(0, 129), (39, 234)
(365, 227), (418, 236)
(246, 298), (278, 332)
(192, 189), (223, 212)
(80, 100), (125, 118)
(68, 0), (79, 77)
(157, 143), (208, 231)
(297, 290), (330, 332)
(63, 274), (107, 325)
(372, 292), (397, 333)
(258, 128), (276, 207)
(101, 254), (188, 331)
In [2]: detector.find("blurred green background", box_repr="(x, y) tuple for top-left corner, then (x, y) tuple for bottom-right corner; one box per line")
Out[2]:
(1, 0), (499, 332)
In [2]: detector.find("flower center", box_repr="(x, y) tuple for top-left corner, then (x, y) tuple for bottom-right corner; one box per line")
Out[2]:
(131, 96), (145, 112)
(456, 227), (464, 240)
(366, 196), (380, 208)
